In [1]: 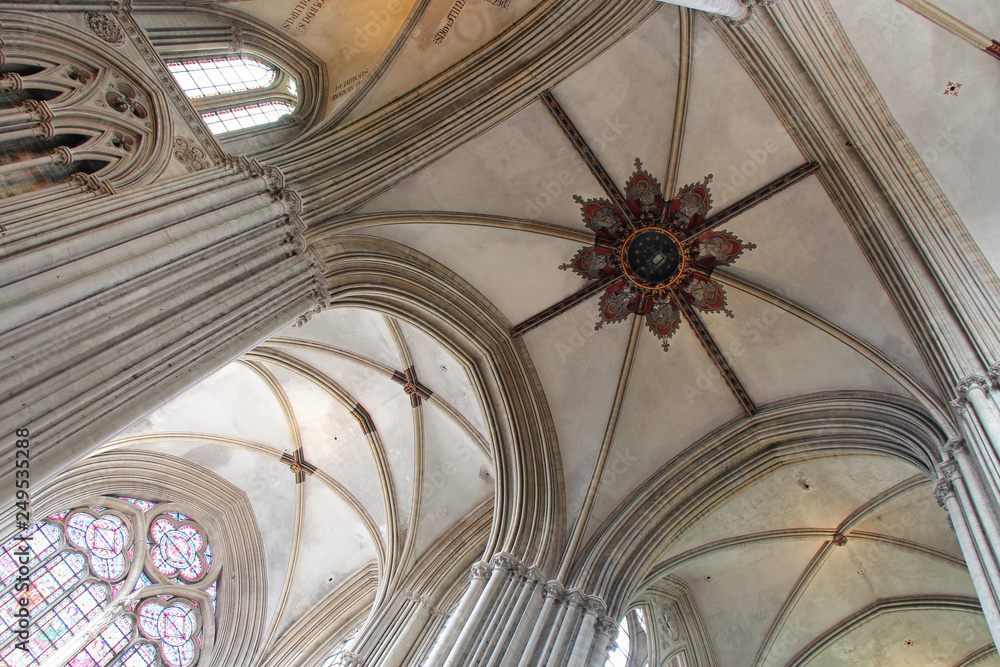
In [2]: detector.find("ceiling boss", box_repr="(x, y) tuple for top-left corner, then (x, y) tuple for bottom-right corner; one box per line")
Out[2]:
(561, 159), (755, 349)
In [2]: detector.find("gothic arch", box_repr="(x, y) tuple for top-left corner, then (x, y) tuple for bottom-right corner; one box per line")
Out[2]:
(13, 449), (269, 667)
(311, 233), (566, 576)
(0, 12), (175, 193)
(576, 390), (950, 610)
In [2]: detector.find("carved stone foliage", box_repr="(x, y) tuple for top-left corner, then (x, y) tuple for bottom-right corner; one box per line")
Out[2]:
(85, 12), (126, 46)
(174, 137), (209, 172)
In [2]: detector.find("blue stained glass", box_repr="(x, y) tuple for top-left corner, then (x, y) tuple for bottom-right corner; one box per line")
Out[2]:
(0, 522), (60, 585)
(118, 497), (156, 512)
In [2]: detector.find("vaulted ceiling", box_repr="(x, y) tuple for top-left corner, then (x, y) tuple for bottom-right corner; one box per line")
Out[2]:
(104, 0), (1000, 664)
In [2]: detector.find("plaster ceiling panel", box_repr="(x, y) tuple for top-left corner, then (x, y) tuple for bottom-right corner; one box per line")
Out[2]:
(236, 0), (419, 110)
(263, 362), (388, 531)
(123, 362), (292, 451)
(669, 538), (823, 667)
(719, 176), (936, 391)
(585, 324), (745, 540)
(366, 223), (585, 327)
(850, 483), (962, 559)
(356, 101), (602, 227)
(661, 456), (919, 562)
(804, 608), (993, 667)
(114, 440), (295, 631)
(702, 288), (908, 406)
(414, 404), (494, 557)
(520, 292), (633, 532)
(766, 541), (977, 666)
(275, 307), (402, 371)
(274, 479), (378, 636)
(347, 0), (541, 120)
(830, 0), (1000, 273)
(397, 319), (489, 441)
(543, 4), (681, 190)
(674, 14), (805, 212)
(270, 345), (416, 530)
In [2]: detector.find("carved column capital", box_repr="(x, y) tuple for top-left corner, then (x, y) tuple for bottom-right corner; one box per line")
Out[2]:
(583, 596), (607, 616)
(595, 615), (619, 638)
(944, 438), (967, 456)
(543, 581), (566, 600)
(491, 552), (520, 571)
(939, 459), (960, 481)
(48, 146), (74, 166)
(951, 397), (969, 417)
(720, 1), (754, 28)
(470, 562), (493, 581)
(933, 478), (956, 507)
(957, 374), (991, 396)
(989, 362), (1000, 387)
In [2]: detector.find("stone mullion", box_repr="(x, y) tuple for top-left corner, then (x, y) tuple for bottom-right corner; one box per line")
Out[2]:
(766, 2), (1000, 365)
(719, 14), (983, 393)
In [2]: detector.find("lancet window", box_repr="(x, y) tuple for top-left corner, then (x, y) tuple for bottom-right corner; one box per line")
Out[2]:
(0, 497), (217, 667)
(607, 608), (649, 667)
(166, 56), (298, 135)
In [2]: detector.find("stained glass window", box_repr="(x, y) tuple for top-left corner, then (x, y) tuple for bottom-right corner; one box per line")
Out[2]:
(166, 57), (276, 98)
(607, 609), (648, 667)
(165, 55), (298, 136)
(201, 101), (294, 135)
(0, 499), (217, 667)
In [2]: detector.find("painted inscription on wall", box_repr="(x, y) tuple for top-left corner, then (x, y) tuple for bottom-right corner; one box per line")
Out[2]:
(433, 0), (510, 45)
(281, 0), (330, 34)
(331, 69), (371, 101)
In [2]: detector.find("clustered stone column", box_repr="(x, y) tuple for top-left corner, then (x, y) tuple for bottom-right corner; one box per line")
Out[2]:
(936, 367), (1000, 648)
(0, 156), (329, 502)
(423, 554), (618, 667)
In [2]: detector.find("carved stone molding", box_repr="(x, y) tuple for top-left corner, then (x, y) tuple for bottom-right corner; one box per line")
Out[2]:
(934, 479), (956, 507)
(173, 137), (209, 172)
(66, 173), (116, 196)
(48, 146), (73, 166)
(831, 533), (848, 547)
(0, 72), (22, 93)
(951, 397), (969, 417)
(18, 99), (54, 124)
(85, 12), (126, 46)
(989, 362), (1000, 386)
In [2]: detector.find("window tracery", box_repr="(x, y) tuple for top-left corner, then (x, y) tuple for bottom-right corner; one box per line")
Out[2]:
(165, 56), (297, 136)
(0, 497), (217, 667)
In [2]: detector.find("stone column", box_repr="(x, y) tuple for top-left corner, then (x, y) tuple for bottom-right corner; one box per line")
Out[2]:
(443, 554), (516, 667)
(586, 616), (619, 667)
(0, 158), (328, 504)
(423, 561), (493, 667)
(935, 477), (1000, 646)
(567, 598), (606, 666)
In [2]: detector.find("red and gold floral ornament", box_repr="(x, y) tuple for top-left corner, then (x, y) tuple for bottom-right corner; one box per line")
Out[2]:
(560, 158), (756, 350)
